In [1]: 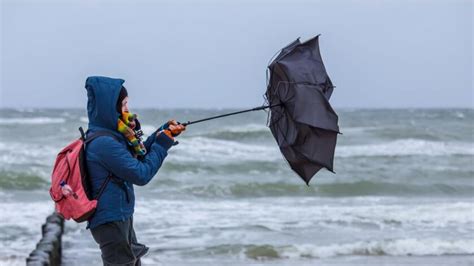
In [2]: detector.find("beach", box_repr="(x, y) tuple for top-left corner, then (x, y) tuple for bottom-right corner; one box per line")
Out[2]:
(0, 108), (473, 265)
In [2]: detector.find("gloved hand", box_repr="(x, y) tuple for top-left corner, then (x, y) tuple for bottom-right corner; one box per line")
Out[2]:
(158, 120), (186, 137)
(159, 129), (174, 140)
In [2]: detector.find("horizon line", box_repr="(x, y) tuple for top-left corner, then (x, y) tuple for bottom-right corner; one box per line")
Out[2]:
(0, 106), (473, 110)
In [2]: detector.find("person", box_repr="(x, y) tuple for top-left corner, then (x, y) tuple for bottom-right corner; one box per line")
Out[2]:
(84, 76), (185, 265)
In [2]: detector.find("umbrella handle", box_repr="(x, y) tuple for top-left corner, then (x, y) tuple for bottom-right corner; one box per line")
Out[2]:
(180, 103), (282, 126)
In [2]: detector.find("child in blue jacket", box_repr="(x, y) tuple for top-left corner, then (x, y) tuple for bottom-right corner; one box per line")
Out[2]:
(84, 76), (185, 265)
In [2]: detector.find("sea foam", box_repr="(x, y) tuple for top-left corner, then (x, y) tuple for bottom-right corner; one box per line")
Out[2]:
(169, 137), (281, 163)
(337, 139), (474, 157)
(281, 238), (474, 258)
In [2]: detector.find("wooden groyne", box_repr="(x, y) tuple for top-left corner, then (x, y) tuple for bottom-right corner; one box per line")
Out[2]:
(26, 212), (64, 266)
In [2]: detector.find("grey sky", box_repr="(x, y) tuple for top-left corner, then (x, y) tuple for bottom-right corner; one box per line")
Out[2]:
(1, 0), (472, 109)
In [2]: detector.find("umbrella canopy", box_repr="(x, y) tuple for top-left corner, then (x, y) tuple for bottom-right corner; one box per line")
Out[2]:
(265, 35), (339, 184)
(181, 35), (339, 185)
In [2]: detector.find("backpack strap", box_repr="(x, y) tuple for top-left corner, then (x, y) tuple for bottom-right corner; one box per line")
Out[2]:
(78, 127), (120, 200)
(94, 174), (113, 200)
(84, 131), (119, 145)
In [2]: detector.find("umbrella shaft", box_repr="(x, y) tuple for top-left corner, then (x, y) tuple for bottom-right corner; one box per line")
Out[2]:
(182, 103), (281, 126)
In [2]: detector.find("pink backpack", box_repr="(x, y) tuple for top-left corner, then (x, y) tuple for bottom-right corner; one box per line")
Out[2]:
(49, 127), (117, 222)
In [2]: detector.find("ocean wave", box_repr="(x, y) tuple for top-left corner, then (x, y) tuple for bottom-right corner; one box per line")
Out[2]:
(313, 181), (472, 197)
(224, 124), (269, 133)
(173, 136), (473, 161)
(453, 111), (466, 119)
(169, 137), (281, 163)
(282, 239), (474, 258)
(0, 117), (66, 125)
(341, 126), (379, 134)
(199, 123), (268, 134)
(337, 139), (474, 157)
(141, 123), (271, 141)
(0, 142), (58, 167)
(161, 160), (285, 175)
(200, 124), (271, 140)
(139, 198), (474, 232)
(0, 171), (48, 190)
(162, 181), (474, 198)
(187, 238), (474, 260)
(79, 116), (88, 123)
(0, 201), (54, 265)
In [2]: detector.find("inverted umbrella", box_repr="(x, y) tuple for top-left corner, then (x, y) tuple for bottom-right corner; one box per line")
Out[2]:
(268, 35), (335, 100)
(265, 35), (339, 184)
(180, 35), (339, 184)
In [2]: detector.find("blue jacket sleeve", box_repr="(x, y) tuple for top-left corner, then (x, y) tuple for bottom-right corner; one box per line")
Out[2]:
(94, 135), (172, 186)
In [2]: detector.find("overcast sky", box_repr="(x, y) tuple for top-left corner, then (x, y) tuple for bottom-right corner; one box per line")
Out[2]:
(1, 0), (472, 109)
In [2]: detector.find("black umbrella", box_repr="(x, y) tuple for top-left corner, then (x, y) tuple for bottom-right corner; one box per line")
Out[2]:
(265, 35), (339, 184)
(268, 35), (334, 100)
(181, 35), (339, 184)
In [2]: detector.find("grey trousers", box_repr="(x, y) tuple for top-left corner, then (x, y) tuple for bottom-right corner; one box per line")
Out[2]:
(91, 217), (149, 266)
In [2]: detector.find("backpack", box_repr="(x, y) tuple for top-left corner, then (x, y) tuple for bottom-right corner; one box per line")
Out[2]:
(49, 127), (118, 222)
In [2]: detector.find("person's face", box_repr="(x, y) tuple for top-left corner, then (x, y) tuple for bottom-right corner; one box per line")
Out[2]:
(121, 96), (129, 113)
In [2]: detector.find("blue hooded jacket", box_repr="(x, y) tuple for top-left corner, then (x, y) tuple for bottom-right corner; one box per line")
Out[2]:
(84, 76), (173, 229)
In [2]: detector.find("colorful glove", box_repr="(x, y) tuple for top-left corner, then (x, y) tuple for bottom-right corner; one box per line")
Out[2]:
(158, 120), (186, 137)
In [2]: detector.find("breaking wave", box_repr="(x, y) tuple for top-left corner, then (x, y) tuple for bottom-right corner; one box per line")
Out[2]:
(337, 139), (474, 157)
(158, 181), (474, 198)
(0, 171), (48, 190)
(282, 239), (474, 258)
(189, 238), (474, 259)
(0, 117), (66, 125)
(170, 137), (281, 163)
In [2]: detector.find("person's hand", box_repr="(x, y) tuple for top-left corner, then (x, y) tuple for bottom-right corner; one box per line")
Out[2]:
(167, 120), (186, 137)
(156, 120), (186, 139)
(158, 129), (174, 140)
(157, 120), (186, 137)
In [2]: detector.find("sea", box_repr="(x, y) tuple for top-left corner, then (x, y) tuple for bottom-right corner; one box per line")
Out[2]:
(0, 108), (473, 265)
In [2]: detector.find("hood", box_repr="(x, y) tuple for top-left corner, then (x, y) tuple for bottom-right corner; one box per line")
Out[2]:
(85, 76), (125, 131)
